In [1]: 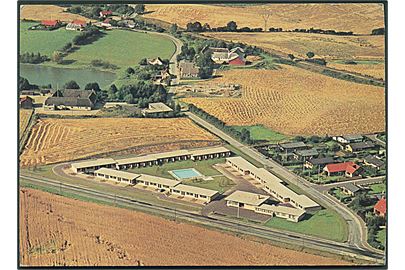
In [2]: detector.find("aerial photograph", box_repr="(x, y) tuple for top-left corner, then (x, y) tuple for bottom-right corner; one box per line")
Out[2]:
(18, 1), (387, 267)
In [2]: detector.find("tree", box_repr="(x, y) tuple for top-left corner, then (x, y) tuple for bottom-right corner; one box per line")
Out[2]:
(126, 67), (135, 74)
(19, 77), (38, 91)
(64, 80), (80, 89)
(51, 51), (63, 63)
(287, 54), (295, 60)
(306, 51), (315, 58)
(139, 58), (148, 65)
(226, 21), (238, 32)
(134, 4), (145, 14)
(109, 84), (118, 94)
(84, 82), (101, 92)
(170, 23), (178, 34)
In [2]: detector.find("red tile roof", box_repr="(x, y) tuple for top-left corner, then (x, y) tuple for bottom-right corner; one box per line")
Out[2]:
(41, 20), (59, 27)
(324, 161), (360, 174)
(229, 56), (246, 66)
(100, 10), (113, 15)
(72, 20), (87, 26)
(20, 96), (33, 103)
(374, 197), (386, 215)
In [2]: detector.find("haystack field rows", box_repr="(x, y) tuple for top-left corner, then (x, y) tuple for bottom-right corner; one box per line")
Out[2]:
(19, 188), (350, 266)
(20, 118), (220, 167)
(182, 66), (385, 136)
(327, 62), (385, 80)
(144, 3), (384, 34)
(19, 109), (33, 140)
(203, 32), (384, 61)
(20, 5), (92, 22)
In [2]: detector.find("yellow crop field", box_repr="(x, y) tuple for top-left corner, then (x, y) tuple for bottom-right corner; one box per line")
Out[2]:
(20, 5), (92, 22)
(327, 62), (385, 80)
(19, 109), (33, 140)
(144, 3), (384, 34)
(182, 66), (385, 136)
(20, 118), (220, 167)
(203, 32), (384, 61)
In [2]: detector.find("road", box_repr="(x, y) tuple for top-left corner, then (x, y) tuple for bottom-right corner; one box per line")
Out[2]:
(185, 112), (384, 257)
(20, 174), (384, 264)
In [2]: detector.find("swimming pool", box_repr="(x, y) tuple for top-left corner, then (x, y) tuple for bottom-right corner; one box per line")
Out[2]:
(169, 168), (203, 180)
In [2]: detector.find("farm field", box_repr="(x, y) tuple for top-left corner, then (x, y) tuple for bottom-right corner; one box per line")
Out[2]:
(19, 188), (350, 266)
(19, 109), (33, 140)
(20, 21), (78, 56)
(203, 32), (384, 61)
(327, 61), (385, 80)
(64, 30), (176, 69)
(182, 65), (385, 136)
(20, 118), (220, 167)
(265, 209), (348, 242)
(232, 125), (291, 143)
(144, 3), (384, 34)
(20, 5), (91, 22)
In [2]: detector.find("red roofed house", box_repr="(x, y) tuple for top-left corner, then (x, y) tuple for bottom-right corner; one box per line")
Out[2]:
(229, 55), (246, 66)
(66, 20), (87, 31)
(374, 197), (386, 218)
(99, 10), (113, 18)
(323, 161), (362, 177)
(41, 20), (60, 28)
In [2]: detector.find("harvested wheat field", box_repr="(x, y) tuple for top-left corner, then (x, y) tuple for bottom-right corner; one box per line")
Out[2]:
(20, 118), (220, 167)
(204, 32), (385, 61)
(144, 3), (384, 34)
(20, 5), (91, 22)
(183, 66), (385, 136)
(19, 109), (33, 140)
(19, 188), (351, 266)
(327, 62), (385, 80)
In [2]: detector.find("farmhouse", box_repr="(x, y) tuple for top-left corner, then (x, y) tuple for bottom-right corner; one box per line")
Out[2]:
(374, 197), (386, 218)
(136, 174), (181, 189)
(293, 149), (319, 160)
(141, 102), (173, 116)
(278, 142), (308, 153)
(208, 47), (246, 65)
(179, 60), (200, 78)
(340, 182), (361, 196)
(304, 157), (337, 169)
(44, 89), (96, 111)
(345, 141), (376, 153)
(225, 190), (306, 222)
(95, 168), (140, 184)
(66, 20), (87, 31)
(333, 135), (364, 144)
(226, 157), (320, 211)
(20, 96), (34, 109)
(41, 20), (61, 28)
(170, 184), (219, 203)
(363, 155), (385, 170)
(99, 10), (113, 18)
(323, 161), (362, 177)
(71, 158), (117, 173)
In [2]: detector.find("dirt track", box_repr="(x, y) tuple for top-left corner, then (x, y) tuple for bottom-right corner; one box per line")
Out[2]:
(19, 188), (351, 266)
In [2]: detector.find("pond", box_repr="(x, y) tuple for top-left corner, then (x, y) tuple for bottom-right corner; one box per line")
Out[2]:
(20, 64), (116, 89)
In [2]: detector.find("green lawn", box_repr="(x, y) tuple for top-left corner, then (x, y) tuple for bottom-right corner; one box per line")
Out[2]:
(368, 183), (386, 195)
(20, 21), (78, 56)
(331, 188), (352, 201)
(264, 209), (348, 242)
(64, 30), (175, 69)
(232, 125), (290, 143)
(127, 158), (226, 179)
(376, 228), (386, 247)
(182, 176), (235, 193)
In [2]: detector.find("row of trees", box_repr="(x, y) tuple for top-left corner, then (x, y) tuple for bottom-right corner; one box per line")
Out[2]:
(291, 28), (354, 36)
(186, 21), (262, 33)
(73, 27), (103, 46)
(188, 104), (252, 144)
(19, 52), (49, 64)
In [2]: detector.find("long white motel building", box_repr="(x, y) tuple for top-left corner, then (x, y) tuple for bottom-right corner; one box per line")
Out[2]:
(225, 190), (306, 222)
(71, 158), (117, 173)
(225, 157), (320, 211)
(93, 168), (218, 203)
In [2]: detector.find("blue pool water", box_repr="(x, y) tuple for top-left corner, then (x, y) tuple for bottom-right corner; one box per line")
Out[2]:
(170, 168), (203, 179)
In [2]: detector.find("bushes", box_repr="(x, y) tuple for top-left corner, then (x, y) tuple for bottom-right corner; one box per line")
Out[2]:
(19, 52), (49, 64)
(90, 59), (118, 70)
(371, 27), (385, 35)
(73, 27), (103, 46)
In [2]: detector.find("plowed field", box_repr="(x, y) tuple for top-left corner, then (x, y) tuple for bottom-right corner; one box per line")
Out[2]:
(144, 3), (384, 34)
(183, 66), (385, 136)
(20, 118), (220, 167)
(19, 109), (33, 140)
(19, 188), (350, 266)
